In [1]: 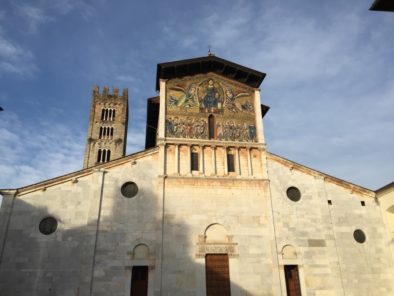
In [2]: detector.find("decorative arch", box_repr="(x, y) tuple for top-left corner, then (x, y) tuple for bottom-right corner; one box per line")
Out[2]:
(204, 223), (228, 243)
(196, 223), (238, 258)
(133, 243), (150, 260)
(282, 244), (297, 260)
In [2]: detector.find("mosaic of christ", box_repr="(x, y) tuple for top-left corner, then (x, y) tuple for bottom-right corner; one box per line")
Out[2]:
(167, 77), (254, 115)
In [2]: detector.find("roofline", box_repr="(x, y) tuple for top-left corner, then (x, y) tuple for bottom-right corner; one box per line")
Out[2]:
(0, 147), (159, 196)
(376, 181), (394, 193)
(156, 55), (266, 90)
(267, 152), (375, 197)
(369, 0), (394, 11)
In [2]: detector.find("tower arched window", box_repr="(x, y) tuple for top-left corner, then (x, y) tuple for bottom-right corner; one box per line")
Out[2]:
(97, 149), (111, 163)
(107, 149), (111, 161)
(101, 108), (116, 121)
(102, 149), (107, 162)
(99, 126), (114, 139)
(97, 149), (102, 163)
(208, 114), (215, 139)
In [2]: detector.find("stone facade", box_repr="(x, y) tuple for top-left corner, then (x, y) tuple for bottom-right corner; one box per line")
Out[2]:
(1, 56), (393, 295)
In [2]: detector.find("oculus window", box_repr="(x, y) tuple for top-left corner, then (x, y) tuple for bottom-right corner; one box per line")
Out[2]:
(287, 187), (301, 202)
(353, 229), (366, 244)
(121, 182), (139, 198)
(39, 217), (58, 235)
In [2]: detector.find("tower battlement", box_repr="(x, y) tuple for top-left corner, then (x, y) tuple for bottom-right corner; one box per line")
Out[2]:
(93, 86), (128, 101)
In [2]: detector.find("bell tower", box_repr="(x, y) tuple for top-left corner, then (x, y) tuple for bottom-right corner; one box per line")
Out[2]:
(83, 86), (128, 168)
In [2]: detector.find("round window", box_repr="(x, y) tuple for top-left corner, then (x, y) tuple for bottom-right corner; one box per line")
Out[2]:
(353, 229), (366, 243)
(39, 217), (58, 235)
(286, 187), (301, 202)
(121, 182), (139, 198)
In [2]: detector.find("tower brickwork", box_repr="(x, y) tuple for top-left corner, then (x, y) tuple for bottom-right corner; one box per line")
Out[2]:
(83, 86), (128, 168)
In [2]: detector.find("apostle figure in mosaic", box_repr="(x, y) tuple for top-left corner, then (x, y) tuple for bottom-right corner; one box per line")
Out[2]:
(224, 87), (253, 113)
(168, 84), (199, 109)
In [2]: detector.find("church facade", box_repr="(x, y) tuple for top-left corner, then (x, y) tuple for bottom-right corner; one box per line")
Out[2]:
(0, 55), (393, 296)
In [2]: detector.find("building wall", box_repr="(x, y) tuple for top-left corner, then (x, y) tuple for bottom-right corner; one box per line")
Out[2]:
(0, 151), (161, 296)
(267, 155), (394, 295)
(0, 173), (101, 295)
(161, 177), (280, 296)
(377, 184), (394, 262)
(89, 152), (161, 296)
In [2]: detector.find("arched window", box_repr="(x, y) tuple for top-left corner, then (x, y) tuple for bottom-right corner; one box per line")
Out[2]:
(97, 149), (102, 163)
(191, 147), (199, 171)
(101, 108), (116, 121)
(106, 149), (111, 161)
(97, 149), (111, 163)
(98, 126), (115, 139)
(208, 114), (215, 139)
(227, 149), (235, 173)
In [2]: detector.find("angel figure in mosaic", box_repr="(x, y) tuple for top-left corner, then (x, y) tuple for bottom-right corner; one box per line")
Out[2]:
(168, 84), (199, 109)
(224, 88), (253, 113)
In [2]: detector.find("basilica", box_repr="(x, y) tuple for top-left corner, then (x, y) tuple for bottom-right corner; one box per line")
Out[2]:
(0, 55), (393, 296)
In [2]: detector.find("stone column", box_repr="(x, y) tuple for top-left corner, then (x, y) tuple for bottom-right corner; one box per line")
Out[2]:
(224, 146), (228, 175)
(212, 146), (217, 176)
(235, 147), (240, 176)
(157, 79), (167, 140)
(175, 144), (180, 176)
(200, 145), (205, 176)
(254, 89), (265, 144)
(247, 148), (253, 177)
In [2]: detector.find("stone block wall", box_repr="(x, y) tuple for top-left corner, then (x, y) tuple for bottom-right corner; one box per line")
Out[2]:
(267, 155), (394, 295)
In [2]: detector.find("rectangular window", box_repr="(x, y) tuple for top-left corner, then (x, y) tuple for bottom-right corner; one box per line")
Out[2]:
(227, 153), (235, 173)
(284, 265), (301, 296)
(206, 254), (230, 296)
(130, 266), (148, 296)
(191, 152), (199, 171)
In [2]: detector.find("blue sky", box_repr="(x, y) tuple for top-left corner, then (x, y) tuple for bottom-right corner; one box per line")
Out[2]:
(0, 0), (393, 190)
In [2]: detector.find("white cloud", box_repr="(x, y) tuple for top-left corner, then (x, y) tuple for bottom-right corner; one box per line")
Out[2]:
(0, 33), (37, 76)
(0, 112), (84, 188)
(17, 5), (52, 33)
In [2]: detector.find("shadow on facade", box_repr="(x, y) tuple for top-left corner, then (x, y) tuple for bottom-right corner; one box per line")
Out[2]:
(0, 174), (255, 296)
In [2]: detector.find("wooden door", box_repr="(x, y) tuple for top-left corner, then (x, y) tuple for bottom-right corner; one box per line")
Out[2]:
(284, 265), (301, 296)
(206, 254), (231, 296)
(130, 266), (148, 296)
